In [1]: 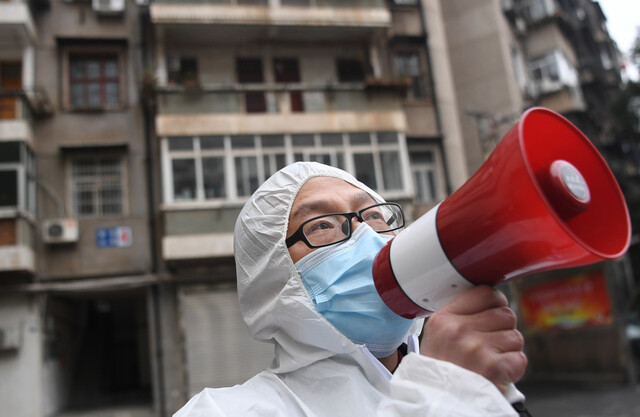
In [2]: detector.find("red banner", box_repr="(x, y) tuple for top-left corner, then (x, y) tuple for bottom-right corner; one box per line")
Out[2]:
(520, 270), (612, 331)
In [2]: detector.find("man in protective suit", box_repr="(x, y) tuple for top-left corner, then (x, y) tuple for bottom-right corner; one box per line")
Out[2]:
(174, 162), (528, 417)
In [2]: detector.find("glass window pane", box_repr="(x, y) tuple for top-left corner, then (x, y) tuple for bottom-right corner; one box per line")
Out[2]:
(410, 150), (434, 164)
(231, 135), (255, 149)
(70, 60), (85, 79)
(203, 157), (226, 199)
(353, 153), (377, 190)
(235, 156), (259, 197)
(0, 142), (21, 163)
(87, 60), (101, 79)
(172, 158), (197, 201)
(320, 133), (342, 146)
(308, 153), (331, 166)
(201, 136), (225, 150)
(100, 187), (122, 215)
(71, 84), (85, 107)
(76, 189), (94, 215)
(72, 159), (97, 177)
(105, 83), (119, 106)
(414, 172), (425, 202)
(104, 59), (119, 78)
(0, 170), (18, 207)
(87, 83), (101, 107)
(427, 171), (436, 201)
(349, 132), (371, 145)
(292, 134), (314, 147)
(262, 134), (284, 148)
(71, 157), (123, 216)
(168, 137), (194, 151)
(380, 152), (403, 190)
(377, 132), (398, 144)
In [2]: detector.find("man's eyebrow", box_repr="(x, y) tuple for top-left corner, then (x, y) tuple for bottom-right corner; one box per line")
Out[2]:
(290, 200), (333, 222)
(352, 190), (377, 206)
(291, 191), (376, 221)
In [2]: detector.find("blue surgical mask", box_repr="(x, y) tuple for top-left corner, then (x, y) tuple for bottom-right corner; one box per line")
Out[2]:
(295, 223), (414, 358)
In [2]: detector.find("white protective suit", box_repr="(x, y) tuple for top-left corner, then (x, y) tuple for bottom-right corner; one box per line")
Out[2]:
(174, 162), (522, 417)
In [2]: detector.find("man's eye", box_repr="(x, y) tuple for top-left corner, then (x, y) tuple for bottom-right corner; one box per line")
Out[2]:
(307, 220), (336, 233)
(363, 211), (383, 221)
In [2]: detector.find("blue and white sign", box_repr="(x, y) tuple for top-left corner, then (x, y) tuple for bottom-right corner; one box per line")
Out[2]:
(96, 226), (133, 248)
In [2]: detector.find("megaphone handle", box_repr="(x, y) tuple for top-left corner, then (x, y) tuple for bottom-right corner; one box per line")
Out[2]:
(505, 383), (532, 416)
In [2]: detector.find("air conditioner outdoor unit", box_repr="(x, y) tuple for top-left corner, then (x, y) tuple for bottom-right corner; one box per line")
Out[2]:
(42, 219), (79, 244)
(92, 0), (125, 15)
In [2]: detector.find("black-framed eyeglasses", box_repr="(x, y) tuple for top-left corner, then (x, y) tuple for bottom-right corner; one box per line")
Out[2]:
(286, 202), (405, 249)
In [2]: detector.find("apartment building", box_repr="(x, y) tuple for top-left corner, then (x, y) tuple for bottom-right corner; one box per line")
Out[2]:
(1, 0), (157, 416)
(146, 0), (464, 413)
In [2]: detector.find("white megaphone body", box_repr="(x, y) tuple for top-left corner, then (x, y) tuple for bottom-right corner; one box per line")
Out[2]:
(372, 107), (631, 319)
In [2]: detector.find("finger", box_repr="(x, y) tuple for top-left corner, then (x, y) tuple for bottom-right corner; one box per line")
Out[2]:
(478, 351), (528, 393)
(440, 285), (509, 316)
(482, 329), (525, 354)
(454, 306), (518, 333)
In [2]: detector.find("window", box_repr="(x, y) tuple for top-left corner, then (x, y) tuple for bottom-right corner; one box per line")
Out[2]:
(274, 58), (304, 112)
(162, 132), (410, 204)
(69, 54), (120, 109)
(237, 58), (266, 113)
(510, 45), (528, 92)
(70, 156), (125, 217)
(410, 149), (440, 204)
(393, 52), (429, 99)
(0, 62), (22, 120)
(529, 49), (579, 94)
(523, 0), (556, 22)
(167, 57), (199, 85)
(0, 141), (36, 217)
(337, 59), (365, 83)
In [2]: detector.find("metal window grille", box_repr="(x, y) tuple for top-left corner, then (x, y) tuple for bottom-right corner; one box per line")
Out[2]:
(71, 157), (123, 217)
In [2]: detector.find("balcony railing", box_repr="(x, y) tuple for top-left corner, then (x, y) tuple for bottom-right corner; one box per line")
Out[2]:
(0, 89), (53, 121)
(156, 82), (404, 115)
(153, 0), (385, 7)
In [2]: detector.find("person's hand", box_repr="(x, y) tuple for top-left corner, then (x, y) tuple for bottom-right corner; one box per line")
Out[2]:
(419, 285), (527, 394)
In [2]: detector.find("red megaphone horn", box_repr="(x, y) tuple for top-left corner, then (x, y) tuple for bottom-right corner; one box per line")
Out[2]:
(372, 107), (631, 319)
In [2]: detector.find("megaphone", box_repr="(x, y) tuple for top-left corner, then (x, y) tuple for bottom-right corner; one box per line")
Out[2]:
(372, 107), (631, 319)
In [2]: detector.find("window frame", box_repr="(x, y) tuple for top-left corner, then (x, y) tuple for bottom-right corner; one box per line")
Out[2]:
(392, 50), (430, 100)
(0, 141), (36, 220)
(408, 144), (447, 205)
(66, 153), (129, 218)
(161, 132), (413, 207)
(61, 45), (126, 111)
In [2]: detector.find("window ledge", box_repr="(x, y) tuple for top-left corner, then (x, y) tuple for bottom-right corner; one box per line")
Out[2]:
(66, 106), (128, 113)
(161, 200), (248, 212)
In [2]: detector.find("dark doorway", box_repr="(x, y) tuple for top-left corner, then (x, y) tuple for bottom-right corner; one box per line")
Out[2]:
(48, 292), (152, 411)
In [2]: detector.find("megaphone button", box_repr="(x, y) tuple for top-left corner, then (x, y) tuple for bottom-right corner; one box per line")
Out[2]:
(550, 160), (590, 206)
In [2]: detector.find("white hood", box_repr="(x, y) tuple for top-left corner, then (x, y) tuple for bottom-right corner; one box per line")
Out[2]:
(234, 162), (421, 374)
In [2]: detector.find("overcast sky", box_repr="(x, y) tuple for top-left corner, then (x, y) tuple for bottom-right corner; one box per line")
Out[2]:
(597, 0), (639, 81)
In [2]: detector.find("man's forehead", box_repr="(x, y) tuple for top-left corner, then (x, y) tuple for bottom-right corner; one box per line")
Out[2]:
(290, 177), (376, 220)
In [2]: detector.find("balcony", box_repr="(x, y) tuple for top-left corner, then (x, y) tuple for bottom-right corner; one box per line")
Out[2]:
(0, 217), (35, 276)
(0, 1), (37, 48)
(150, 0), (390, 43)
(155, 82), (407, 136)
(0, 89), (53, 145)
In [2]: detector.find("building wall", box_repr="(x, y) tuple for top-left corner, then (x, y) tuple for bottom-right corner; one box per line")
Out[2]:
(33, 0), (151, 280)
(440, 0), (525, 173)
(0, 295), (43, 417)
